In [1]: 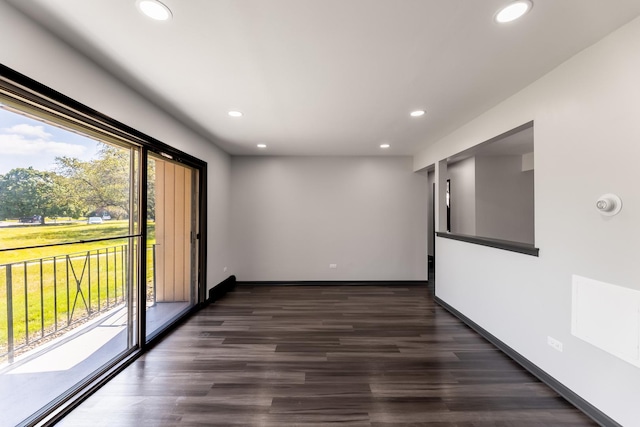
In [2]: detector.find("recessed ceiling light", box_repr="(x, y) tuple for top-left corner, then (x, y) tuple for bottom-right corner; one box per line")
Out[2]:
(257, 144), (267, 148)
(495, 0), (533, 23)
(228, 111), (243, 117)
(380, 144), (390, 149)
(410, 110), (425, 117)
(136, 0), (172, 21)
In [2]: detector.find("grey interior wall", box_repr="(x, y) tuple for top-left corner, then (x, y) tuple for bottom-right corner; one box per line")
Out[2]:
(475, 155), (535, 244)
(0, 2), (231, 289)
(413, 15), (640, 426)
(231, 156), (428, 281)
(446, 157), (476, 235)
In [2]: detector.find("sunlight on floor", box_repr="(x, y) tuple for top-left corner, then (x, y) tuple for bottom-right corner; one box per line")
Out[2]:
(7, 326), (125, 374)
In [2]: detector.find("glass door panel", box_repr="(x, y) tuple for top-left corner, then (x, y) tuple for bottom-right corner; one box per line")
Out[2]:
(145, 156), (197, 340)
(0, 102), (139, 426)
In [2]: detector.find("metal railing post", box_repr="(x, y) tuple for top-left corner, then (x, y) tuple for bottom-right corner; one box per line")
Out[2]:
(113, 247), (117, 303)
(40, 259), (44, 338)
(97, 249), (101, 311)
(88, 249), (92, 314)
(6, 265), (14, 363)
(66, 256), (70, 326)
(121, 245), (125, 303)
(106, 249), (110, 308)
(23, 261), (28, 345)
(152, 244), (157, 305)
(53, 256), (58, 332)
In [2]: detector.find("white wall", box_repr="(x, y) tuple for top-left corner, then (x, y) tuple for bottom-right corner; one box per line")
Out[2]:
(475, 155), (535, 244)
(231, 156), (427, 281)
(0, 2), (231, 290)
(447, 157), (476, 235)
(414, 15), (640, 426)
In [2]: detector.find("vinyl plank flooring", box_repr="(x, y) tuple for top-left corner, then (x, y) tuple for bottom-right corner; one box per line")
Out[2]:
(58, 285), (596, 426)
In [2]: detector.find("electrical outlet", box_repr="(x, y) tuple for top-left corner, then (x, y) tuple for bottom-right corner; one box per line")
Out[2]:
(223, 266), (227, 272)
(329, 264), (337, 269)
(547, 336), (563, 352)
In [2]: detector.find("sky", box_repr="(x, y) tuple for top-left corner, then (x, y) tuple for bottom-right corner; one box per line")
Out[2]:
(0, 103), (101, 174)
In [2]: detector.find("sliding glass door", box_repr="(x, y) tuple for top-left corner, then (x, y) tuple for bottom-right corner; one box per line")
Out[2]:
(0, 103), (141, 426)
(0, 66), (205, 426)
(145, 155), (199, 339)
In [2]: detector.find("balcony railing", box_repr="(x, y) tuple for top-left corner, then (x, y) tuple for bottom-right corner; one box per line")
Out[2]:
(1, 244), (156, 363)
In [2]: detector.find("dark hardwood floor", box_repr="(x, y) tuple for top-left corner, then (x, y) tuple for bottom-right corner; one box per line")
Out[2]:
(58, 285), (596, 426)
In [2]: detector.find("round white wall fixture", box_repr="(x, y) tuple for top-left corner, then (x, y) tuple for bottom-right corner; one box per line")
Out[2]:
(595, 193), (622, 216)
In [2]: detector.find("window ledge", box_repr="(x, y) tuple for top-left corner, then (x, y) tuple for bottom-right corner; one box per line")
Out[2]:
(436, 232), (539, 257)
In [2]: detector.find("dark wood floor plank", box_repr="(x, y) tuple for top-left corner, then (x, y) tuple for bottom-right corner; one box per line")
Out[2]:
(58, 285), (596, 426)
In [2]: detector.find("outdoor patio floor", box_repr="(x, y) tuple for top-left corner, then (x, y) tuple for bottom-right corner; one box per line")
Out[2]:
(0, 301), (190, 427)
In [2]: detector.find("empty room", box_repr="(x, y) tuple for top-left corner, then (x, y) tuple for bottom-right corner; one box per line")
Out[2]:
(1, 1), (639, 426)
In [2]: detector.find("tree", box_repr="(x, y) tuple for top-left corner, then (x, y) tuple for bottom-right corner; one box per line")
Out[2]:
(50, 173), (87, 219)
(56, 143), (131, 218)
(0, 167), (67, 223)
(147, 158), (156, 220)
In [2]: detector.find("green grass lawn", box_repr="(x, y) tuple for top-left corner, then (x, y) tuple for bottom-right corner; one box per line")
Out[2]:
(0, 220), (155, 264)
(0, 221), (156, 355)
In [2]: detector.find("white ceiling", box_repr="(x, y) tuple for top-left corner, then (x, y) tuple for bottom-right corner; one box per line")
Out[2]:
(8, 1), (640, 156)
